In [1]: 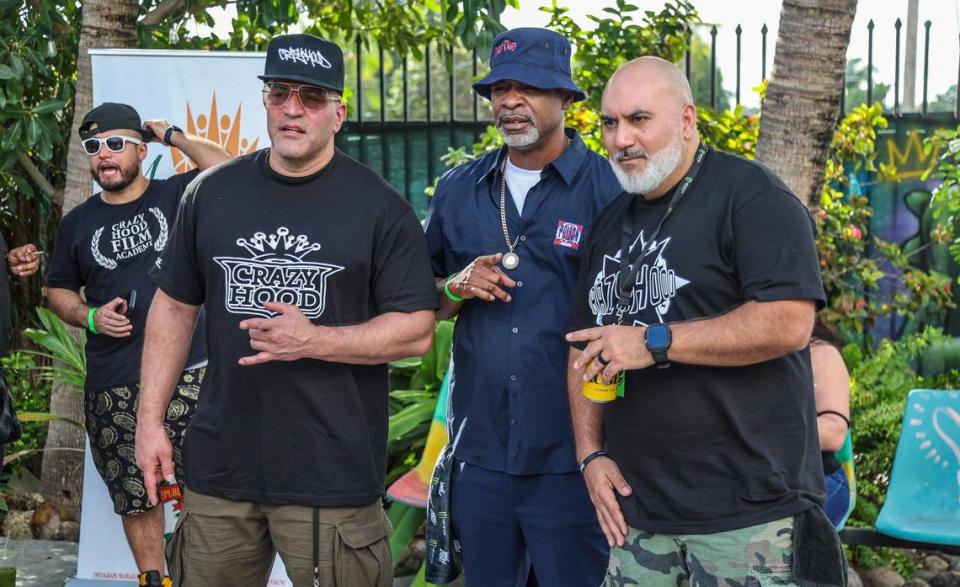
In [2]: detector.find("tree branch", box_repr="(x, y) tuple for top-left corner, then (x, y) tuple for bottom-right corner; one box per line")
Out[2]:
(141, 0), (188, 27)
(15, 150), (59, 199)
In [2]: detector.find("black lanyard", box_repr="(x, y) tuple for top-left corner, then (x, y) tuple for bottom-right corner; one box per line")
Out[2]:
(614, 144), (709, 324)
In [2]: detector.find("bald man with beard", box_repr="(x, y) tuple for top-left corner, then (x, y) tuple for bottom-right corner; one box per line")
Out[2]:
(565, 57), (846, 586)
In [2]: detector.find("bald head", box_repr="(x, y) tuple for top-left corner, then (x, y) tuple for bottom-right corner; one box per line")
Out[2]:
(600, 56), (699, 199)
(605, 56), (693, 109)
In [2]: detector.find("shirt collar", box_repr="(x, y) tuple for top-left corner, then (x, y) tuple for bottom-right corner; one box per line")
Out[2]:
(476, 128), (588, 187)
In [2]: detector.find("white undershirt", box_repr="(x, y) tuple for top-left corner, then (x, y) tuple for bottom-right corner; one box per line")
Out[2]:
(504, 158), (542, 216)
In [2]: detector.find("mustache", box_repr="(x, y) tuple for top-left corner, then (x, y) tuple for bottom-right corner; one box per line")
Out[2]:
(613, 149), (648, 162)
(496, 110), (534, 125)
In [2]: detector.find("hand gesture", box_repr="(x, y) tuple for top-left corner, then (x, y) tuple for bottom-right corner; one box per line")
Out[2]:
(567, 325), (651, 382)
(142, 119), (174, 144)
(581, 455), (633, 547)
(94, 297), (132, 337)
(448, 253), (517, 303)
(6, 243), (41, 277)
(238, 302), (315, 366)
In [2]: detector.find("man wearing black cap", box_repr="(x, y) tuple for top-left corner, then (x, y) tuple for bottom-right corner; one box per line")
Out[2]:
(47, 102), (230, 587)
(136, 33), (436, 586)
(424, 27), (621, 586)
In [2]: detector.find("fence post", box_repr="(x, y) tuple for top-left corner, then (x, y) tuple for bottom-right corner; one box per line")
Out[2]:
(867, 19), (875, 106)
(710, 25), (718, 109)
(426, 40), (433, 123)
(923, 20), (931, 114)
(356, 36), (363, 125)
(895, 18), (902, 116)
(735, 24), (742, 106)
(761, 23), (768, 81)
(402, 55), (409, 123)
(379, 43), (386, 124)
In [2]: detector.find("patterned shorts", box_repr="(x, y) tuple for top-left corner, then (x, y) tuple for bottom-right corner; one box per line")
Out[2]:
(604, 516), (796, 587)
(84, 367), (204, 516)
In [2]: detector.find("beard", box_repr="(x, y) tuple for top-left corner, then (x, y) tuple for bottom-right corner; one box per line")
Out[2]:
(609, 132), (684, 195)
(496, 109), (540, 148)
(90, 161), (140, 192)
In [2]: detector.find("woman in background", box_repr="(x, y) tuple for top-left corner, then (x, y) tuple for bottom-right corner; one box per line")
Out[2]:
(810, 318), (852, 528)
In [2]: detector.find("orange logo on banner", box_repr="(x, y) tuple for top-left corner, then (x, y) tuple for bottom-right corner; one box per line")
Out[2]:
(172, 93), (260, 173)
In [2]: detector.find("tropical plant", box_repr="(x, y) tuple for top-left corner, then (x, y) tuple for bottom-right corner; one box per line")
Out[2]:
(841, 326), (960, 573)
(815, 104), (953, 348)
(386, 320), (454, 487)
(22, 307), (87, 389)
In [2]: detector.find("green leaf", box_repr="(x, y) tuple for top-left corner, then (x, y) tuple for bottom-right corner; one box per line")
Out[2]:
(25, 117), (39, 146)
(0, 64), (13, 80)
(387, 399), (436, 444)
(32, 98), (65, 114)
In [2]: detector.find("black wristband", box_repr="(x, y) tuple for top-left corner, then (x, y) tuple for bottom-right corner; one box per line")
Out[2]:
(579, 450), (608, 474)
(163, 125), (183, 146)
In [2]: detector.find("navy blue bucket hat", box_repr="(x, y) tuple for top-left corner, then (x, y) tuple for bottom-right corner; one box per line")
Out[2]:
(472, 28), (586, 102)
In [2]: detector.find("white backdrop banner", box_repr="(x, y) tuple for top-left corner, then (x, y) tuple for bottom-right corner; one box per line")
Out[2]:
(72, 48), (290, 585)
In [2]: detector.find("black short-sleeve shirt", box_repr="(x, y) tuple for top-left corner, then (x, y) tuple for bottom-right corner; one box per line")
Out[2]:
(47, 172), (207, 390)
(151, 149), (437, 507)
(568, 149), (827, 534)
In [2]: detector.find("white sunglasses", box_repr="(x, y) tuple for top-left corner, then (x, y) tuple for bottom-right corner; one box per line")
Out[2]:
(81, 135), (143, 155)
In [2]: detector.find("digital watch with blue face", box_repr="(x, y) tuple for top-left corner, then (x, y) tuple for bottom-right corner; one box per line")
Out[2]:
(645, 323), (672, 369)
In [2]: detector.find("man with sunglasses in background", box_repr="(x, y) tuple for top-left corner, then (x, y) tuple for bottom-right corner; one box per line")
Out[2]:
(136, 34), (436, 586)
(47, 102), (230, 587)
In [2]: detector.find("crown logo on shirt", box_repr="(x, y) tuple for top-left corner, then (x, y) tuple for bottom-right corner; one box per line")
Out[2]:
(236, 227), (322, 261)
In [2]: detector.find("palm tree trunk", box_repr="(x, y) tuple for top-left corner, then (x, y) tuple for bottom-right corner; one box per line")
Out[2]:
(755, 0), (857, 208)
(41, 0), (139, 516)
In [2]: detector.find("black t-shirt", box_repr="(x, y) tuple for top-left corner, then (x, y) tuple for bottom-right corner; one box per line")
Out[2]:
(150, 149), (437, 507)
(47, 173), (207, 390)
(568, 149), (827, 534)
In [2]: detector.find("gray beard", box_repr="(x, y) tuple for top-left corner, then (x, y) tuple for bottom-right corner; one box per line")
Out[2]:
(609, 137), (684, 195)
(496, 114), (540, 148)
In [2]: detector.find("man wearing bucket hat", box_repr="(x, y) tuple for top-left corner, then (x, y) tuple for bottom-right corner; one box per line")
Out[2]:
(137, 33), (436, 586)
(46, 102), (229, 587)
(424, 27), (621, 586)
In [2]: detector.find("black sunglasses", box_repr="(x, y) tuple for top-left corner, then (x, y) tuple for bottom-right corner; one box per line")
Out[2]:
(262, 82), (341, 111)
(82, 135), (143, 155)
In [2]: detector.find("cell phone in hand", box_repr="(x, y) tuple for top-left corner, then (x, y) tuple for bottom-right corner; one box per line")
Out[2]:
(120, 289), (137, 315)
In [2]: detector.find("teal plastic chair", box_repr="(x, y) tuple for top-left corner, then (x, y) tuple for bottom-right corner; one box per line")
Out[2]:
(874, 389), (960, 545)
(833, 430), (856, 530)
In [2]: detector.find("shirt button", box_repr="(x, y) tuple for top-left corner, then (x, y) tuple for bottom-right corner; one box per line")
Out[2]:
(512, 327), (519, 334)
(510, 374), (517, 381)
(517, 281), (524, 287)
(519, 235), (527, 242)
(509, 417), (517, 425)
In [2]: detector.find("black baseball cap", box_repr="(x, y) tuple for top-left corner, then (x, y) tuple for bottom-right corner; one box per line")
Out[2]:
(258, 34), (345, 93)
(78, 102), (151, 141)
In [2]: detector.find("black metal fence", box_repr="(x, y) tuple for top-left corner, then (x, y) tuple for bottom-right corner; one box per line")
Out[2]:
(336, 18), (960, 207)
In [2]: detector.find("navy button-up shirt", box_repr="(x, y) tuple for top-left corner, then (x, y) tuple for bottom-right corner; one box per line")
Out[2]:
(424, 130), (622, 474)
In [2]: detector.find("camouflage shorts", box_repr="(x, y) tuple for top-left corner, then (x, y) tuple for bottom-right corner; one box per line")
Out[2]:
(84, 367), (204, 516)
(603, 516), (796, 587)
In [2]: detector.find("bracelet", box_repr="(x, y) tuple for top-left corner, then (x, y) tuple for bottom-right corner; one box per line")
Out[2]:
(87, 307), (98, 334)
(443, 273), (464, 303)
(579, 450), (608, 474)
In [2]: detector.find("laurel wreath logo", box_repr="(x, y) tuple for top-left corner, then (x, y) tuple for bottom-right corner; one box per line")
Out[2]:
(149, 207), (169, 252)
(90, 227), (118, 270)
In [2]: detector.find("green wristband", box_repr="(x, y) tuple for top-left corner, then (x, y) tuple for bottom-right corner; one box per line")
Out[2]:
(443, 273), (465, 303)
(87, 307), (98, 334)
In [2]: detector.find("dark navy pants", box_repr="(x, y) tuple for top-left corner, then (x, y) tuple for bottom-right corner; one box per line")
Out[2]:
(450, 460), (608, 587)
